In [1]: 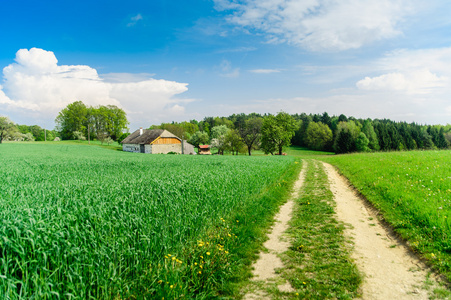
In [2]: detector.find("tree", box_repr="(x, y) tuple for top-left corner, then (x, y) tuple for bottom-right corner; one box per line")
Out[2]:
(210, 125), (230, 155)
(421, 129), (435, 149)
(333, 121), (360, 153)
(0, 117), (15, 143)
(55, 101), (88, 140)
(261, 112), (299, 155)
(104, 105), (128, 141)
(320, 112), (331, 127)
(361, 120), (379, 151)
(240, 117), (263, 155)
(225, 129), (244, 155)
(73, 131), (86, 141)
(189, 131), (209, 150)
(333, 130), (354, 154)
(292, 113), (310, 146)
(305, 122), (332, 151)
(355, 132), (370, 152)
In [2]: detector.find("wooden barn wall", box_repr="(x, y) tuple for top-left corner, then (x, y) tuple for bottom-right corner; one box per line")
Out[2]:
(152, 137), (181, 145)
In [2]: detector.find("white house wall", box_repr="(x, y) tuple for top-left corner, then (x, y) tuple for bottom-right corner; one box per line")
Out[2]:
(145, 144), (152, 154)
(183, 142), (196, 155)
(152, 144), (182, 154)
(123, 144), (140, 153)
(123, 143), (184, 154)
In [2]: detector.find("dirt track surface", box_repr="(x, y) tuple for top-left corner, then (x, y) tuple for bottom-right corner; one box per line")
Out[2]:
(323, 162), (440, 299)
(244, 161), (442, 299)
(244, 166), (306, 300)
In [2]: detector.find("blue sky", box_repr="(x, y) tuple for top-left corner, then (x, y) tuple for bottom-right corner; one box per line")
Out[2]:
(1, 0), (451, 130)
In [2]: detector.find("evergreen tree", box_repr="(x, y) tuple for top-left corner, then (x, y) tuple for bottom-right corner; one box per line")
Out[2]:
(333, 130), (354, 154)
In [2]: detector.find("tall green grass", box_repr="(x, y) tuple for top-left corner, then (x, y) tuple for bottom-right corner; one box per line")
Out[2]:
(0, 144), (298, 299)
(321, 150), (451, 282)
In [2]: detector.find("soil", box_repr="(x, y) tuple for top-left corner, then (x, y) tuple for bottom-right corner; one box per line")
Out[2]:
(244, 162), (443, 300)
(323, 162), (441, 299)
(244, 166), (306, 300)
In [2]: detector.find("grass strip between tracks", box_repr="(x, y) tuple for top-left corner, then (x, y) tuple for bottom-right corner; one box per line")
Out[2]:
(279, 159), (362, 299)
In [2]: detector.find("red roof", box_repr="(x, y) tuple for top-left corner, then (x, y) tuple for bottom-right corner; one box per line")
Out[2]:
(199, 145), (210, 149)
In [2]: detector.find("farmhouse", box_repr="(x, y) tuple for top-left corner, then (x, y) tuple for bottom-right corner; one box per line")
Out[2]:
(121, 128), (195, 154)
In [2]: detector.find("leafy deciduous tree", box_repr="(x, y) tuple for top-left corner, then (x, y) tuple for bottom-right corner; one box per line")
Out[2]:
(189, 131), (209, 151)
(261, 112), (299, 155)
(240, 117), (263, 156)
(305, 122), (332, 151)
(225, 129), (244, 155)
(0, 117), (15, 143)
(210, 125), (230, 155)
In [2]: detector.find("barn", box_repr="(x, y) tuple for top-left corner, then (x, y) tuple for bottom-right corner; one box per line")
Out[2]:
(198, 145), (211, 155)
(121, 128), (195, 154)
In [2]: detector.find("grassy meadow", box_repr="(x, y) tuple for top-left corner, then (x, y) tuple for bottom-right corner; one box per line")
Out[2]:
(0, 143), (301, 299)
(319, 150), (451, 283)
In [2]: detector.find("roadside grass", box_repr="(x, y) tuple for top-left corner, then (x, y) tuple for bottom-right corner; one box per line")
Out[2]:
(319, 150), (451, 289)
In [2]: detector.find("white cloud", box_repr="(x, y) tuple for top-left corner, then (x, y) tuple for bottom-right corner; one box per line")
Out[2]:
(219, 59), (240, 78)
(356, 47), (451, 95)
(249, 69), (280, 74)
(215, 0), (415, 51)
(356, 70), (448, 94)
(0, 48), (189, 128)
(127, 14), (143, 27)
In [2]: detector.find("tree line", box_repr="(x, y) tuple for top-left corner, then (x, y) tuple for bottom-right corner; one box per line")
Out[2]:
(152, 112), (451, 154)
(292, 112), (451, 153)
(152, 112), (298, 155)
(3, 104), (451, 155)
(0, 116), (58, 143)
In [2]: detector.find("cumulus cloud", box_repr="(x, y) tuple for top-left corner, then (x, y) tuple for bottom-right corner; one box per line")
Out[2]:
(0, 48), (189, 128)
(356, 47), (451, 95)
(356, 70), (448, 94)
(215, 0), (415, 51)
(249, 69), (280, 74)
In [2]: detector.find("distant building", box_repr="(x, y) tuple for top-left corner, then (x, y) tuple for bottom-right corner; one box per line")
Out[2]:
(198, 145), (211, 155)
(121, 128), (195, 154)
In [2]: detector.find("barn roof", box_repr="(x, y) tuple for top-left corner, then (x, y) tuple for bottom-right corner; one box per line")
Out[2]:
(121, 129), (181, 145)
(199, 145), (210, 149)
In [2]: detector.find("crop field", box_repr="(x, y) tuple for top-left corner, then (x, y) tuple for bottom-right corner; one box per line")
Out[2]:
(0, 144), (299, 299)
(321, 150), (451, 282)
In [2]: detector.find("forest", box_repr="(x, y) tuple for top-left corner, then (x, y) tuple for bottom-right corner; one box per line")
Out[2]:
(152, 112), (451, 154)
(2, 101), (450, 154)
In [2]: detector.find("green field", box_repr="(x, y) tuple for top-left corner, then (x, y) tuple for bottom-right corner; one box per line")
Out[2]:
(0, 144), (300, 299)
(4, 143), (451, 298)
(319, 150), (451, 283)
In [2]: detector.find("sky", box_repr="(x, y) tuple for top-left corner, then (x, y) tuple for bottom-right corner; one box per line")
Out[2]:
(1, 0), (451, 130)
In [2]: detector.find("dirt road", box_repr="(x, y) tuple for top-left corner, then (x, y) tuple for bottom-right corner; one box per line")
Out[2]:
(244, 161), (442, 299)
(323, 162), (440, 299)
